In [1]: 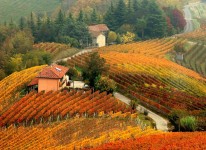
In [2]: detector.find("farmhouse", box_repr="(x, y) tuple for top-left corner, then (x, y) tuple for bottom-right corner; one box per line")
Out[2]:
(28, 65), (69, 92)
(88, 24), (109, 47)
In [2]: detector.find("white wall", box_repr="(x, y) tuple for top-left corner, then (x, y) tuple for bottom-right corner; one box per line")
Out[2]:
(96, 34), (106, 47)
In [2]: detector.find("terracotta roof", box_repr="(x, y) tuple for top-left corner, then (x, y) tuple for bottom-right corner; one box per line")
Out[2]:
(88, 24), (109, 32)
(28, 78), (39, 86)
(37, 65), (69, 79)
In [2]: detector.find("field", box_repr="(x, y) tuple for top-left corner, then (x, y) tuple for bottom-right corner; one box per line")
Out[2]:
(174, 43), (206, 76)
(0, 90), (134, 127)
(67, 39), (206, 128)
(93, 132), (206, 150)
(33, 42), (80, 61)
(0, 65), (45, 114)
(0, 118), (161, 149)
(0, 0), (62, 24)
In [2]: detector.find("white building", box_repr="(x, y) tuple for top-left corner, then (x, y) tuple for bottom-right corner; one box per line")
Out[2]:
(88, 24), (109, 47)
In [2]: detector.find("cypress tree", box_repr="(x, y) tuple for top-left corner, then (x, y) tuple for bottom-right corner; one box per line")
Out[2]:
(90, 9), (98, 24)
(114, 0), (127, 28)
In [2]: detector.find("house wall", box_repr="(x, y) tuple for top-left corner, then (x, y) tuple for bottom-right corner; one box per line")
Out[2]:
(38, 78), (59, 92)
(96, 34), (106, 47)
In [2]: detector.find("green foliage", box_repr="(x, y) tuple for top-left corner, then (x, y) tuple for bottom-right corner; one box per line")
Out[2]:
(180, 116), (197, 131)
(174, 42), (187, 53)
(107, 31), (117, 44)
(121, 32), (136, 43)
(82, 52), (109, 87)
(0, 69), (6, 80)
(94, 76), (116, 94)
(168, 109), (188, 131)
(67, 67), (78, 80)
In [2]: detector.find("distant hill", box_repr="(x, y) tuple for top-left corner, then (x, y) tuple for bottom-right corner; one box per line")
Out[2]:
(0, 0), (62, 24)
(0, 0), (199, 25)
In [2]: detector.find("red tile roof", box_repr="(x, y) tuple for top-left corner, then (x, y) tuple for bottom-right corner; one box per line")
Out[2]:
(88, 24), (109, 32)
(28, 78), (39, 86)
(37, 65), (69, 79)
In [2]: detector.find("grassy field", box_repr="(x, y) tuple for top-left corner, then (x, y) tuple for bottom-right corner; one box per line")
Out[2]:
(0, 0), (61, 24)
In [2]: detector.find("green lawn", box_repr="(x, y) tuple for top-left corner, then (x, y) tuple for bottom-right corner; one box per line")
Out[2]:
(0, 0), (61, 24)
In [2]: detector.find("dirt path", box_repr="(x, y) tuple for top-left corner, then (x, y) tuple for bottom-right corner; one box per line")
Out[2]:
(114, 92), (169, 132)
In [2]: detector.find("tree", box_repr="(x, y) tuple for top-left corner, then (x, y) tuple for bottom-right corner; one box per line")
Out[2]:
(94, 76), (116, 94)
(104, 2), (116, 31)
(135, 18), (147, 38)
(114, 0), (127, 28)
(82, 52), (109, 87)
(67, 67), (78, 80)
(77, 10), (84, 22)
(19, 17), (27, 30)
(121, 32), (136, 43)
(91, 9), (98, 24)
(107, 31), (117, 44)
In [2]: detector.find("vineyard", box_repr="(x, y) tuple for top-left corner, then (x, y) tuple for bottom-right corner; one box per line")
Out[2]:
(67, 45), (206, 128)
(0, 65), (46, 114)
(97, 38), (183, 58)
(180, 27), (206, 42)
(174, 43), (206, 76)
(93, 132), (206, 150)
(0, 118), (161, 149)
(33, 42), (80, 61)
(0, 90), (134, 127)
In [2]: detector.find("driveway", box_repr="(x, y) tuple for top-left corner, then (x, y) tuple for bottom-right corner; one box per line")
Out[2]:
(114, 92), (169, 131)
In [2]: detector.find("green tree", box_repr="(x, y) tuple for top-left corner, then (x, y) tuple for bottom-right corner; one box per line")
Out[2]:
(19, 17), (27, 30)
(94, 76), (116, 94)
(135, 18), (147, 38)
(77, 10), (84, 22)
(82, 52), (109, 87)
(91, 9), (98, 24)
(104, 2), (116, 31)
(115, 0), (127, 28)
(107, 31), (117, 44)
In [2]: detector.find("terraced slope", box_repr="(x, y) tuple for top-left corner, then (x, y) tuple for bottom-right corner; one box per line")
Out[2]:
(93, 132), (206, 150)
(0, 65), (46, 113)
(0, 117), (160, 149)
(175, 43), (206, 76)
(0, 90), (133, 127)
(67, 42), (206, 128)
(97, 38), (183, 58)
(33, 42), (80, 61)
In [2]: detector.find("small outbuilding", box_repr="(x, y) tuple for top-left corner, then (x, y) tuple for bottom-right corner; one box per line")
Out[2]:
(88, 24), (109, 47)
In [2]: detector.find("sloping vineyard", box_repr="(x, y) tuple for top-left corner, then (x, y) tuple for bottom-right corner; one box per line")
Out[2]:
(97, 38), (183, 58)
(67, 50), (206, 128)
(180, 27), (206, 42)
(93, 132), (206, 150)
(175, 43), (206, 76)
(0, 90), (133, 127)
(0, 65), (46, 113)
(33, 42), (79, 61)
(0, 118), (160, 149)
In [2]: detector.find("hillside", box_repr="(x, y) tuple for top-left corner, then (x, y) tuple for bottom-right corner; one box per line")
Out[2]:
(0, 118), (160, 149)
(0, 0), (62, 24)
(67, 39), (206, 129)
(33, 42), (80, 61)
(93, 132), (206, 150)
(0, 65), (46, 113)
(0, 0), (199, 24)
(0, 90), (134, 127)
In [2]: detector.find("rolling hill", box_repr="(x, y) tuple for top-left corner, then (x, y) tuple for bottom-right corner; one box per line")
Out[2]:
(67, 38), (206, 129)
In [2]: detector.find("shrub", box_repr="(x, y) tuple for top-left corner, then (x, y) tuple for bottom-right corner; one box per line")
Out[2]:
(180, 116), (197, 132)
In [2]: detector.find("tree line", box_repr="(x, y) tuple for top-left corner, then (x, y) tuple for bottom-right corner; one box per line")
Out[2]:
(104, 0), (186, 39)
(0, 27), (51, 80)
